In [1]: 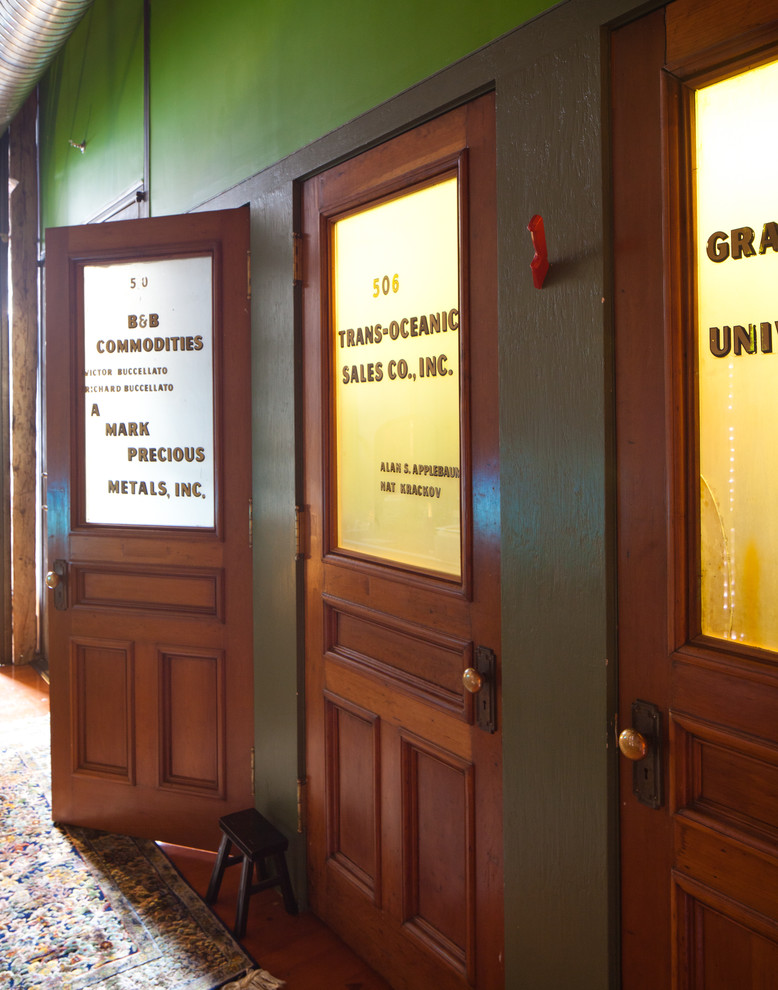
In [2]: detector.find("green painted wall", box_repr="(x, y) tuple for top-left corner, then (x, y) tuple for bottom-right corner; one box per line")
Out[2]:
(150, 0), (555, 214)
(40, 0), (558, 226)
(39, 0), (144, 230)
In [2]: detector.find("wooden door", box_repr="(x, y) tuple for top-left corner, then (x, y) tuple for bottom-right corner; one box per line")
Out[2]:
(302, 95), (502, 990)
(45, 207), (254, 851)
(614, 3), (778, 985)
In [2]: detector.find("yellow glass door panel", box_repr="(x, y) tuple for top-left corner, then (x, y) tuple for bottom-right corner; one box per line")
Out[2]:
(696, 59), (778, 650)
(332, 177), (462, 577)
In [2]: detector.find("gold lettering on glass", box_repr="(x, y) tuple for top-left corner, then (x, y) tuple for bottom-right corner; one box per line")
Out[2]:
(332, 177), (462, 576)
(696, 60), (778, 648)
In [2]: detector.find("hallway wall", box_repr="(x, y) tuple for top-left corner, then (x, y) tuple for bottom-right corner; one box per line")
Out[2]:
(37, 0), (663, 985)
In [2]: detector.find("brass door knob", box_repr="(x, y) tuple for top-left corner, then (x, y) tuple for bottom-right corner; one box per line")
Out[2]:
(462, 667), (483, 693)
(45, 571), (60, 589)
(618, 727), (648, 761)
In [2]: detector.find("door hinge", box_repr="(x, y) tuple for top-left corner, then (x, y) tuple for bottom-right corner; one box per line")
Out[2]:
(297, 777), (306, 834)
(247, 249), (252, 301)
(295, 504), (307, 560)
(251, 746), (256, 798)
(293, 232), (303, 285)
(248, 497), (253, 549)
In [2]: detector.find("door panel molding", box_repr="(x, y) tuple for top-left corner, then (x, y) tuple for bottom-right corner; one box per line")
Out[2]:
(158, 646), (225, 795)
(71, 563), (224, 618)
(324, 596), (473, 720)
(324, 691), (382, 903)
(71, 637), (135, 780)
(400, 732), (475, 982)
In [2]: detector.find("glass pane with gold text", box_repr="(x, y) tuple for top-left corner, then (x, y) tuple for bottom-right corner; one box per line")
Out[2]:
(332, 177), (462, 577)
(697, 59), (778, 649)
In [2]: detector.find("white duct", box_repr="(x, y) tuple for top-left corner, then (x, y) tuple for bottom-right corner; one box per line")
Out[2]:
(0, 0), (94, 130)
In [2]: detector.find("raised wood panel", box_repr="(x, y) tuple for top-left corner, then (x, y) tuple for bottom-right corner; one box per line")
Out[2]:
(401, 733), (475, 982)
(322, 565), (472, 641)
(72, 563), (223, 618)
(325, 659), (472, 756)
(158, 648), (224, 795)
(673, 655), (778, 744)
(675, 818), (778, 920)
(69, 532), (224, 568)
(673, 714), (778, 846)
(325, 692), (381, 903)
(674, 875), (778, 988)
(324, 597), (471, 719)
(71, 638), (134, 781)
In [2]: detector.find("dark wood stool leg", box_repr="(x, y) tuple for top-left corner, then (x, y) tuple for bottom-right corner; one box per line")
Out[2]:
(213, 808), (298, 936)
(205, 834), (232, 904)
(271, 851), (298, 915)
(234, 855), (254, 939)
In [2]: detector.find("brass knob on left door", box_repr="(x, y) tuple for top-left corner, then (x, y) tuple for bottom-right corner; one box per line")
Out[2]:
(618, 727), (648, 761)
(45, 571), (60, 589)
(462, 667), (483, 693)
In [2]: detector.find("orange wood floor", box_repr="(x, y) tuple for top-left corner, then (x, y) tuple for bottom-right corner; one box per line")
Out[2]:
(0, 662), (392, 990)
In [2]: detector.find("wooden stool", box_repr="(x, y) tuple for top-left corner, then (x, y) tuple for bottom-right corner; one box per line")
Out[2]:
(205, 808), (298, 938)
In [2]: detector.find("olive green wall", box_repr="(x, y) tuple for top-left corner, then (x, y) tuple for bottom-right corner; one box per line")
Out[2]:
(39, 0), (144, 229)
(40, 0), (558, 227)
(150, 0), (555, 214)
(37, 0), (662, 985)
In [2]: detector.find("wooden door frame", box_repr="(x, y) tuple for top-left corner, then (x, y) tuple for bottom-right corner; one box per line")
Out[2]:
(612, 12), (674, 980)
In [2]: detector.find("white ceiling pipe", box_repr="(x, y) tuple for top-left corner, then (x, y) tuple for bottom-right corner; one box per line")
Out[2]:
(0, 0), (94, 130)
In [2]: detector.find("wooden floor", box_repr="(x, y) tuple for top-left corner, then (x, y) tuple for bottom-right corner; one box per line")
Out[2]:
(0, 662), (392, 990)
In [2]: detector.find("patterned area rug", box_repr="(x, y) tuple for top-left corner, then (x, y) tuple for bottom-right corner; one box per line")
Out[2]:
(0, 717), (281, 990)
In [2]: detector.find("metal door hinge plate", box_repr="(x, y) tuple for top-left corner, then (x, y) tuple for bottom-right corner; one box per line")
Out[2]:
(293, 232), (303, 285)
(295, 505), (307, 560)
(297, 778), (306, 834)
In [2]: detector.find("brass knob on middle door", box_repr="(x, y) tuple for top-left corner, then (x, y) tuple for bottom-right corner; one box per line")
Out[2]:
(618, 727), (648, 761)
(462, 667), (483, 693)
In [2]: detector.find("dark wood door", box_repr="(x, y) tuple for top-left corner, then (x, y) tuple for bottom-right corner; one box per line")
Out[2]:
(614, 3), (778, 985)
(45, 207), (254, 851)
(302, 96), (503, 990)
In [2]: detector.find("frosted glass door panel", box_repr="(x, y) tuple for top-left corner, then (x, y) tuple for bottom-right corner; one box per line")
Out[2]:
(83, 255), (215, 528)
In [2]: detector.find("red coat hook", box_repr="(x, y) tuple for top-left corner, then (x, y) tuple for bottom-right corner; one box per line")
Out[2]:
(527, 214), (550, 289)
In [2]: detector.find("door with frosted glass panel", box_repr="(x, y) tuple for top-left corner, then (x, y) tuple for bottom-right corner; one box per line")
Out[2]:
(614, 4), (778, 985)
